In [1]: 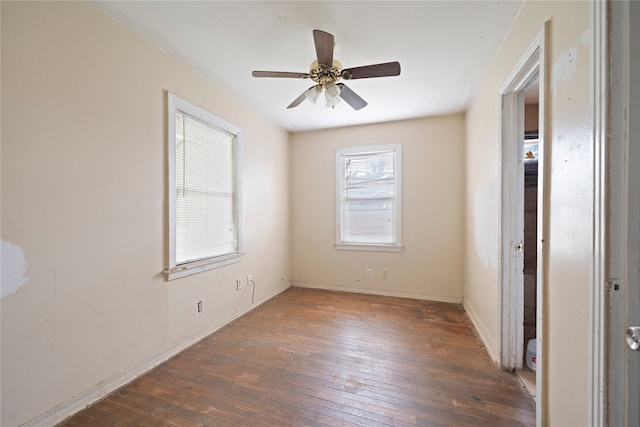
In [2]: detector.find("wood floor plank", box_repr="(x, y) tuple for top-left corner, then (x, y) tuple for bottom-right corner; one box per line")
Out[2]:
(58, 288), (535, 426)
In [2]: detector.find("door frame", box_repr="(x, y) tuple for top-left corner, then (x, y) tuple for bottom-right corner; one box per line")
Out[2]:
(588, 1), (608, 425)
(498, 23), (548, 426)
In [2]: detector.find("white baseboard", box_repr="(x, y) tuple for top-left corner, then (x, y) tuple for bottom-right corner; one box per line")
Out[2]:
(292, 281), (463, 304)
(25, 283), (291, 427)
(463, 299), (498, 363)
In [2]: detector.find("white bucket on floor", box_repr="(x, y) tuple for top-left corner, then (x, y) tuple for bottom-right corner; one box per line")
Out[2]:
(526, 339), (537, 372)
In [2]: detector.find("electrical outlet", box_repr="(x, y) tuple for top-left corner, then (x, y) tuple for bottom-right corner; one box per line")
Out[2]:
(366, 268), (373, 278)
(247, 274), (253, 285)
(382, 269), (388, 279)
(236, 278), (242, 290)
(197, 300), (203, 313)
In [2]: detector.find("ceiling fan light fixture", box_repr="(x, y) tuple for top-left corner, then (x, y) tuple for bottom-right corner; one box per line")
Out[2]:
(324, 82), (341, 108)
(325, 95), (341, 109)
(304, 86), (322, 104)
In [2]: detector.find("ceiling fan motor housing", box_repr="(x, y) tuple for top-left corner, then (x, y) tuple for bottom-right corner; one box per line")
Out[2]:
(309, 60), (344, 88)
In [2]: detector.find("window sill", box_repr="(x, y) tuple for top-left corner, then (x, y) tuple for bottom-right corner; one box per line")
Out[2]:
(335, 243), (404, 252)
(165, 253), (244, 280)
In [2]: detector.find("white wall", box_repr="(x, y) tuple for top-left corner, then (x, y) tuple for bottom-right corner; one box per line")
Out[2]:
(291, 115), (465, 302)
(464, 1), (592, 424)
(0, 2), (291, 425)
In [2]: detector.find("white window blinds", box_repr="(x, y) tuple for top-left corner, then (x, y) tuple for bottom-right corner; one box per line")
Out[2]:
(166, 93), (242, 279)
(336, 144), (402, 250)
(175, 111), (237, 264)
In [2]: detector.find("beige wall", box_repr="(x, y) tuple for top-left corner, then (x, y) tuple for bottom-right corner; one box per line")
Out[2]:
(1, 0), (600, 425)
(0, 2), (290, 425)
(291, 115), (465, 302)
(464, 1), (592, 424)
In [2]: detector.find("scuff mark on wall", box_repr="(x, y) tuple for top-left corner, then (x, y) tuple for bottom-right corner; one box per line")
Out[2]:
(580, 28), (591, 47)
(268, 12), (289, 24)
(552, 45), (578, 96)
(1, 239), (30, 298)
(473, 182), (499, 270)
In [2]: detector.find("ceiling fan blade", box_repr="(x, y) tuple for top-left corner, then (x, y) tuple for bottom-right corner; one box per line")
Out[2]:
(337, 84), (368, 111)
(252, 70), (310, 79)
(341, 62), (401, 80)
(286, 86), (318, 109)
(287, 92), (307, 109)
(313, 30), (334, 67)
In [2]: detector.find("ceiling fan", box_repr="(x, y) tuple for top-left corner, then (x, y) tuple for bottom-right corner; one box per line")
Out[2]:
(252, 30), (401, 111)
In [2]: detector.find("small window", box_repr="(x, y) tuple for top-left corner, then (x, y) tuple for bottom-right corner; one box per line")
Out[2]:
(165, 93), (242, 280)
(336, 144), (402, 252)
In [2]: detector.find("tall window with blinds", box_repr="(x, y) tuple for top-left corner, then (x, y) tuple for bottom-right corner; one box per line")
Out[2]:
(166, 93), (242, 279)
(336, 144), (402, 251)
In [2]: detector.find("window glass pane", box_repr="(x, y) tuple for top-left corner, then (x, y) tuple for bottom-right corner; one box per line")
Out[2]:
(524, 140), (539, 161)
(339, 147), (398, 244)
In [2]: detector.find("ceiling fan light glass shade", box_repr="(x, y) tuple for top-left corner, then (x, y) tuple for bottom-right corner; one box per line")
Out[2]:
(324, 82), (341, 108)
(325, 82), (341, 101)
(304, 86), (322, 104)
(325, 95), (341, 109)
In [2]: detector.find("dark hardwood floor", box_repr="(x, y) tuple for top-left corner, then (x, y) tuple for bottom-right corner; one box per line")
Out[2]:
(59, 288), (535, 426)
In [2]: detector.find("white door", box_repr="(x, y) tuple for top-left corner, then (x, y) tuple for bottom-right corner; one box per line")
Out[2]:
(609, 1), (640, 425)
(626, 1), (640, 421)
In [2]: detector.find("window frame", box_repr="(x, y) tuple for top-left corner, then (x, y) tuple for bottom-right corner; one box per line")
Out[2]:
(165, 92), (243, 280)
(335, 143), (403, 252)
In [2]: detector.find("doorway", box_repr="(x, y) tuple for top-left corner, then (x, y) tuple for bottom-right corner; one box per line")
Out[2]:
(498, 23), (548, 426)
(518, 80), (540, 398)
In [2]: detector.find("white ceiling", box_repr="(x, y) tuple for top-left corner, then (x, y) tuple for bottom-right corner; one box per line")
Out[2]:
(92, 1), (524, 132)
